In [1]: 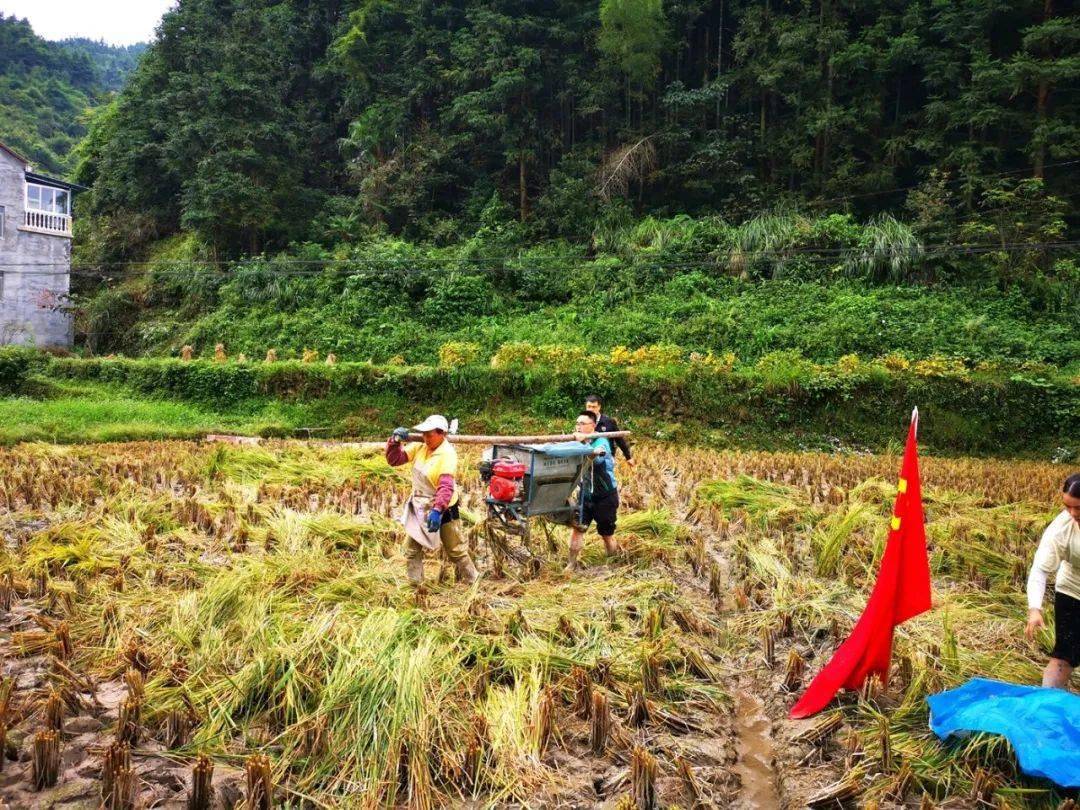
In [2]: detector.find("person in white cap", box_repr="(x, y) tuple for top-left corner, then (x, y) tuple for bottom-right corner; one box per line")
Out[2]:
(385, 415), (479, 587)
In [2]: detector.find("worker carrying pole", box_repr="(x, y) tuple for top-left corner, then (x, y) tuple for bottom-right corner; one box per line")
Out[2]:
(386, 414), (479, 588)
(566, 410), (622, 572)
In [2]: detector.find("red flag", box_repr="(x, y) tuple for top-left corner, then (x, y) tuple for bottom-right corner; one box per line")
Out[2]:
(790, 408), (932, 719)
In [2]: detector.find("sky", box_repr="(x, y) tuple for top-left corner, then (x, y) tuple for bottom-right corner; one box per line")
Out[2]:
(1, 0), (174, 45)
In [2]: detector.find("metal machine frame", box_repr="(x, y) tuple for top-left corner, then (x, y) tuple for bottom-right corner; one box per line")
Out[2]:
(479, 442), (596, 567)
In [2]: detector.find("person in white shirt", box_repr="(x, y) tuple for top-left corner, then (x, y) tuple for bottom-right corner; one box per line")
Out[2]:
(1025, 473), (1080, 688)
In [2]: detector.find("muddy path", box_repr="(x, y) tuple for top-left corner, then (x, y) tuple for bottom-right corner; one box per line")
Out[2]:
(660, 464), (849, 810)
(662, 467), (786, 810)
(731, 688), (779, 810)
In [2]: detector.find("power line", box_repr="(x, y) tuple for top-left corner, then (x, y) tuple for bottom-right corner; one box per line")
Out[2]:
(3, 239), (1079, 278)
(4, 162), (1077, 275)
(803, 159), (1080, 207)
(13, 179), (1080, 272)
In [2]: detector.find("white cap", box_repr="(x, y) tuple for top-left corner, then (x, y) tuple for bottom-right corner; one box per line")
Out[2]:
(413, 414), (449, 433)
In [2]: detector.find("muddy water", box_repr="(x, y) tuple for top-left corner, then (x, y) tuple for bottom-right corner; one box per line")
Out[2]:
(733, 689), (780, 809)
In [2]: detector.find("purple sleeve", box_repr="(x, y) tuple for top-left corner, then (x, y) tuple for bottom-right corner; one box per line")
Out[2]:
(432, 474), (455, 512)
(385, 439), (409, 467)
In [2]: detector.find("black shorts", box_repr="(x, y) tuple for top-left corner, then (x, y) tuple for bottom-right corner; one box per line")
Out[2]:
(579, 491), (619, 536)
(1052, 591), (1080, 667)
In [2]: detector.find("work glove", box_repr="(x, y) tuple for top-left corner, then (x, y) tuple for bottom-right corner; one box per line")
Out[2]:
(425, 509), (443, 533)
(391, 427), (410, 444)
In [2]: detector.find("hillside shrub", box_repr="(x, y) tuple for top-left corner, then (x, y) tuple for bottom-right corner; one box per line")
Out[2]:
(438, 341), (482, 368)
(0, 347), (36, 394)
(490, 343), (589, 373)
(39, 350), (1080, 453)
(690, 351), (737, 373)
(753, 350), (818, 394)
(422, 273), (496, 320)
(84, 287), (142, 354)
(609, 344), (684, 368)
(85, 249), (1080, 369)
(912, 356), (969, 379)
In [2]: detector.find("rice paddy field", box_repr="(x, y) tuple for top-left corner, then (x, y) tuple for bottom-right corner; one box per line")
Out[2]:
(0, 438), (1074, 808)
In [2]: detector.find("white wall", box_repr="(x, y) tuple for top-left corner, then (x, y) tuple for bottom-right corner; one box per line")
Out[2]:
(0, 148), (74, 349)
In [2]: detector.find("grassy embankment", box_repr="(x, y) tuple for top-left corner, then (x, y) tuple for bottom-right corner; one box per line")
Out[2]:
(0, 377), (560, 446)
(1, 348), (1078, 458)
(1, 349), (1078, 459)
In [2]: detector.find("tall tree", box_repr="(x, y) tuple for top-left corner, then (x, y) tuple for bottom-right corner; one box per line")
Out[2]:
(599, 0), (669, 125)
(69, 0), (1079, 254)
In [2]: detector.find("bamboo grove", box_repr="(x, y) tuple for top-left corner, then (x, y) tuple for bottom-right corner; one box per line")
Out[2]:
(0, 439), (1074, 806)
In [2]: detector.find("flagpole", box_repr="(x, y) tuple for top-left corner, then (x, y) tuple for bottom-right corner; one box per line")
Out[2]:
(912, 406), (919, 438)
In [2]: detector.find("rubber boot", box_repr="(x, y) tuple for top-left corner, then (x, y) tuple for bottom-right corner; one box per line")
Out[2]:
(454, 556), (479, 586)
(407, 557), (425, 587)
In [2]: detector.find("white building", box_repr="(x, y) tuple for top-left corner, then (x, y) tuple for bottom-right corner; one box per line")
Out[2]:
(0, 140), (84, 349)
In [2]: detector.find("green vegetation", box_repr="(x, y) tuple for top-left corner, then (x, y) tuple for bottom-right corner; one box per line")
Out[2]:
(100, 247), (1080, 366)
(0, 15), (144, 174)
(63, 0), (1077, 365)
(0, 346), (33, 394)
(3, 4), (1079, 804)
(0, 351), (1075, 456)
(2, 3), (1078, 459)
(0, 376), (554, 446)
(0, 384), (235, 445)
(59, 38), (146, 92)
(72, 0), (1079, 258)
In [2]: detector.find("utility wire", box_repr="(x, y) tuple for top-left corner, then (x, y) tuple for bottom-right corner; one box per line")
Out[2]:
(13, 180), (1080, 270)
(802, 159), (1080, 207)
(4, 239), (1079, 277)
(4, 164), (1077, 273)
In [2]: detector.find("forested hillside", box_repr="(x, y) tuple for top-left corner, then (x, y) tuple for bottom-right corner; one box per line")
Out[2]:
(64, 0), (1080, 365)
(74, 0), (1078, 256)
(0, 15), (145, 174)
(60, 38), (146, 93)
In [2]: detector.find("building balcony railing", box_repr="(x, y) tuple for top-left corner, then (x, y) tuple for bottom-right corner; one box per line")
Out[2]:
(23, 209), (72, 236)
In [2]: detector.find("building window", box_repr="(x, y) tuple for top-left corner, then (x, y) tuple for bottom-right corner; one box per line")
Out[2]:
(0, 204), (5, 237)
(26, 183), (70, 215)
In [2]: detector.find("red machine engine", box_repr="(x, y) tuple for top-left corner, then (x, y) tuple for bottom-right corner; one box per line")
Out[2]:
(488, 459), (526, 502)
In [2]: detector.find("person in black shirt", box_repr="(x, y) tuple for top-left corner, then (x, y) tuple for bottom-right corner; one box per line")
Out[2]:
(584, 394), (635, 468)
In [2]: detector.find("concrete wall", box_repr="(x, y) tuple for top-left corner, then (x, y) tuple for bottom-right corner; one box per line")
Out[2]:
(0, 148), (74, 349)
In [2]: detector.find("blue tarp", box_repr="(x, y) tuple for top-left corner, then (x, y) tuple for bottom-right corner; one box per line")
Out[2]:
(528, 441), (597, 458)
(927, 678), (1080, 787)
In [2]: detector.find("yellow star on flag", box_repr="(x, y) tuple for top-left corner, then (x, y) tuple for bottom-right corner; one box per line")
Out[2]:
(890, 516), (901, 531)
(897, 478), (908, 494)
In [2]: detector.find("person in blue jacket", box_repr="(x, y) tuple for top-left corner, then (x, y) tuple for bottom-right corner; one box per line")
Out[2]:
(565, 410), (621, 572)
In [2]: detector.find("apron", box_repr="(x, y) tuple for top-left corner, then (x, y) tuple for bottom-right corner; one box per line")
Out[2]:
(399, 449), (443, 551)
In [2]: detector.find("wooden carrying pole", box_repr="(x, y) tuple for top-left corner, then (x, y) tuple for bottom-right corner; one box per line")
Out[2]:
(206, 431), (631, 448)
(405, 431), (632, 445)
